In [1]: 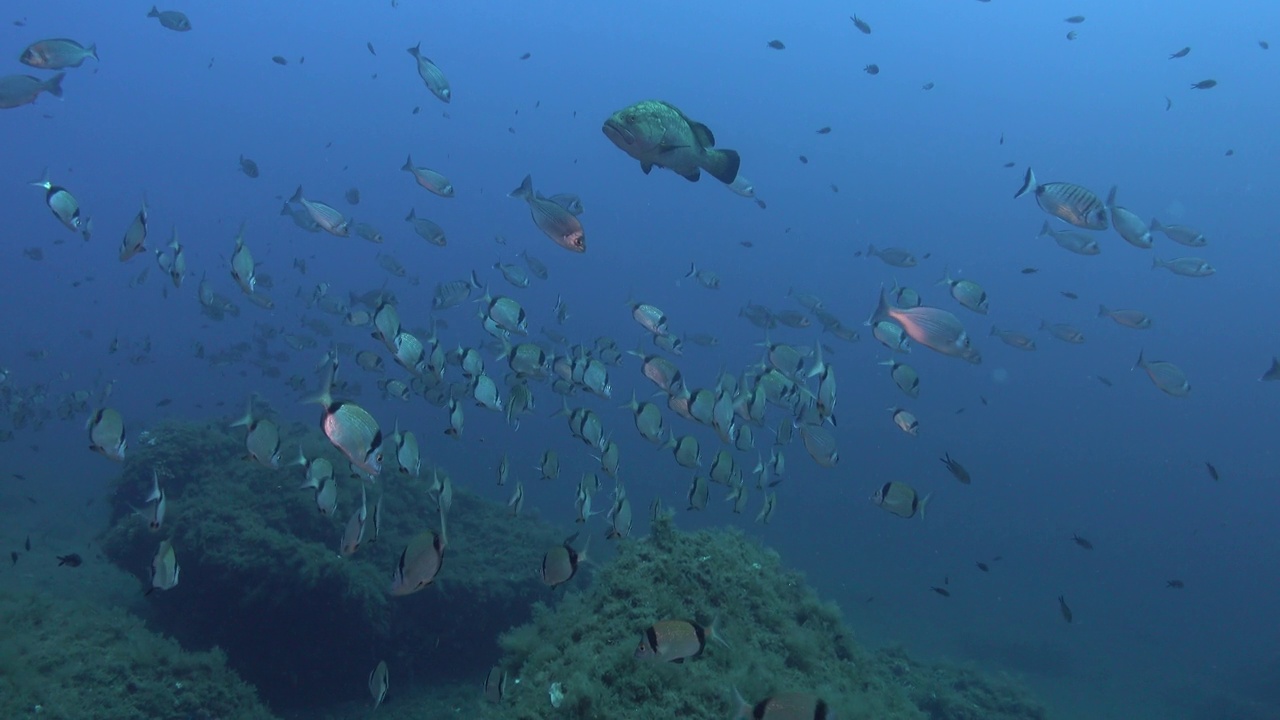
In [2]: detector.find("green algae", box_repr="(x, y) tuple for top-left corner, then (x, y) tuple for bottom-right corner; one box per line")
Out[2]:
(0, 591), (275, 720)
(100, 418), (560, 711)
(483, 514), (1047, 720)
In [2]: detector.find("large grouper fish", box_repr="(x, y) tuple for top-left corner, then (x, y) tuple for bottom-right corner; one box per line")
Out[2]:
(602, 100), (741, 184)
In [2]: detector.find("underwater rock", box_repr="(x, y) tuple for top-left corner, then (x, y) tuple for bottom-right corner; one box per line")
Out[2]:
(101, 420), (560, 712)
(487, 514), (1047, 719)
(0, 591), (276, 720)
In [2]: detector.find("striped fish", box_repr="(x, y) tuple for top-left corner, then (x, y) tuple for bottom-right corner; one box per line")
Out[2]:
(1014, 167), (1107, 230)
(289, 186), (350, 237)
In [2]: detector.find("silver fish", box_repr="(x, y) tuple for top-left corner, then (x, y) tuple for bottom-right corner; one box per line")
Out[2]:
(1040, 320), (1085, 343)
(119, 198), (149, 262)
(509, 175), (585, 253)
(407, 43), (451, 103)
(369, 661), (389, 710)
(87, 407), (127, 461)
(148, 540), (180, 593)
(30, 170), (83, 233)
(401, 155), (454, 197)
(990, 326), (1037, 350)
(405, 208), (447, 246)
(0, 72), (64, 109)
(1152, 256), (1214, 277)
(868, 288), (979, 363)
(289, 187), (349, 236)
(1098, 305), (1153, 330)
(1134, 349), (1190, 397)
(20, 39), (98, 70)
(1038, 221), (1101, 255)
(867, 244), (917, 267)
(1149, 218), (1207, 247)
(388, 510), (447, 595)
(871, 481), (930, 519)
(307, 360), (383, 478)
(1105, 187), (1153, 249)
(937, 267), (989, 314)
(1015, 167), (1108, 230)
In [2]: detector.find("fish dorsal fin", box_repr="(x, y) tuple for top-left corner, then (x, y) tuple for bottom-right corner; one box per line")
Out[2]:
(689, 121), (715, 147)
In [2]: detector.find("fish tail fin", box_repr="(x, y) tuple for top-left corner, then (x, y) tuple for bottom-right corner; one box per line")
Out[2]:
(703, 148), (741, 185)
(1097, 304), (1110, 318)
(685, 262), (697, 278)
(1133, 349), (1146, 371)
(1014, 167), (1035, 198)
(88, 43), (98, 61)
(918, 492), (932, 520)
(707, 614), (731, 649)
(729, 687), (752, 720)
(989, 325), (1000, 337)
(867, 243), (878, 257)
(28, 167), (51, 187)
(279, 202), (291, 216)
(401, 155), (413, 172)
(405, 207), (416, 221)
(1150, 217), (1163, 233)
(146, 470), (162, 502)
(1106, 185), (1118, 209)
(1038, 220), (1051, 237)
(806, 340), (825, 378)
(406, 42), (421, 57)
(289, 186), (303, 204)
(289, 445), (307, 468)
(230, 396), (253, 428)
(935, 265), (952, 287)
(147, 6), (160, 17)
(1151, 257), (1162, 270)
(508, 174), (533, 199)
(44, 72), (65, 97)
(303, 359), (337, 408)
(865, 286), (892, 326)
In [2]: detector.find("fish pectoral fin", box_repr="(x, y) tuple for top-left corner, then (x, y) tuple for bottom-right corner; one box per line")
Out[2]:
(689, 121), (716, 147)
(678, 167), (702, 182)
(640, 162), (653, 175)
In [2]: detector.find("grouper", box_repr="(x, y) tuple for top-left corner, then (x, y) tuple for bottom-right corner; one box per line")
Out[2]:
(602, 100), (741, 184)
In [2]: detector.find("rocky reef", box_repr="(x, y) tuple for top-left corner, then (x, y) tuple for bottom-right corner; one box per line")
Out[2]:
(482, 514), (1047, 720)
(99, 418), (560, 712)
(0, 590), (275, 720)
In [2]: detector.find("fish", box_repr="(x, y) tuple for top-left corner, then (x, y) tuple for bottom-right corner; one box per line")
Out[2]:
(1149, 219), (1207, 247)
(940, 453), (971, 484)
(923, 81), (935, 90)
(389, 511), (447, 596)
(767, 40), (785, 49)
(1169, 46), (1191, 59)
(1064, 15), (1085, 23)
(602, 100), (741, 184)
(1260, 358), (1280, 382)
(288, 187), (350, 237)
(931, 586), (951, 597)
(864, 64), (880, 75)
(730, 689), (829, 720)
(666, 433), (702, 468)
(0, 71), (65, 109)
(851, 15), (871, 33)
(146, 7), (191, 32)
(1105, 187), (1153, 248)
(519, 250), (549, 280)
(889, 407), (919, 436)
(634, 618), (728, 663)
(1066, 31), (1077, 41)
(401, 155), (455, 197)
(606, 492), (632, 540)
(57, 553), (82, 567)
(1205, 462), (1220, 481)
(368, 661), (389, 709)
(405, 208), (447, 246)
(117, 198), (150, 262)
(937, 267), (989, 314)
(9, 552), (16, 566)
(407, 43), (451, 102)
(345, 188), (360, 205)
(144, 469), (166, 530)
(866, 244), (917, 267)
(1167, 580), (1185, 589)
(1015, 168), (1108, 230)
(483, 666), (508, 704)
(19, 39), (98, 69)
(976, 562), (990, 572)
(30, 170), (84, 234)
(880, 359), (920, 397)
(147, 541), (179, 593)
(538, 449), (560, 481)
(684, 262), (721, 290)
(726, 175), (755, 198)
(871, 481), (929, 519)
(1040, 321), (1085, 344)
(306, 360), (383, 477)
(1072, 533), (1093, 550)
(271, 55), (287, 65)
(799, 425), (839, 468)
(1152, 256), (1214, 277)
(87, 408), (127, 461)
(1097, 305), (1152, 330)
(1037, 221), (1101, 255)
(1058, 595), (1073, 623)
(1190, 79), (1217, 90)
(231, 398), (282, 469)
(540, 533), (588, 589)
(1061, 291), (1079, 299)
(990, 326), (1037, 351)
(1134, 349), (1190, 397)
(339, 484), (368, 557)
(508, 482), (525, 516)
(1262, 41), (1271, 50)
(868, 287), (981, 364)
(493, 260), (530, 288)
(509, 175), (585, 253)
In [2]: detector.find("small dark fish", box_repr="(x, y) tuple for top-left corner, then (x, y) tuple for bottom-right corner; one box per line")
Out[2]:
(816, 126), (831, 134)
(1021, 267), (1039, 274)
(299, 56), (305, 64)
(830, 184), (839, 193)
(1165, 96), (1172, 111)
(1166, 580), (1185, 589)
(1066, 31), (1077, 41)
(1065, 15), (1085, 23)
(1058, 595), (1073, 623)
(156, 398), (172, 407)
(922, 82), (935, 90)
(940, 453), (971, 484)
(1169, 47), (1190, 59)
(767, 40), (785, 49)
(999, 132), (1004, 145)
(1225, 149), (1234, 156)
(976, 562), (989, 572)
(1002, 161), (1015, 168)
(345, 187), (361, 205)
(930, 586), (951, 597)
(740, 240), (754, 247)
(798, 155), (808, 164)
(9, 552), (16, 566)
(851, 15), (871, 34)
(1205, 462), (1219, 481)
(1061, 291), (1078, 299)
(24, 536), (30, 552)
(367, 42), (376, 56)
(1095, 375), (1113, 387)
(1261, 40), (1270, 50)
(1261, 357), (1280, 382)
(519, 52), (531, 60)
(1190, 79), (1217, 90)
(864, 64), (880, 75)
(25, 497), (37, 505)
(57, 553), (82, 567)
(11, 474), (25, 480)
(755, 199), (766, 209)
(412, 106), (420, 114)
(271, 55), (287, 65)
(1072, 533), (1093, 550)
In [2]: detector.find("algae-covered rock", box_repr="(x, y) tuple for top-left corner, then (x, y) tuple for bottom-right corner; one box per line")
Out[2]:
(486, 515), (1048, 720)
(0, 591), (275, 720)
(100, 419), (560, 711)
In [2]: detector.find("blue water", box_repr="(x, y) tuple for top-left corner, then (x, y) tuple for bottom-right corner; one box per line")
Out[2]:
(3, 1), (1279, 718)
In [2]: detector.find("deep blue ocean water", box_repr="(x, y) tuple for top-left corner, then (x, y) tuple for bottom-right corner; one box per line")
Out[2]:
(3, 2), (1279, 718)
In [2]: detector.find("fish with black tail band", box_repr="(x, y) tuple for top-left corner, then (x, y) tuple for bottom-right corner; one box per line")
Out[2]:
(871, 481), (930, 519)
(634, 618), (728, 663)
(305, 359), (383, 478)
(540, 533), (588, 589)
(1015, 168), (1108, 230)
